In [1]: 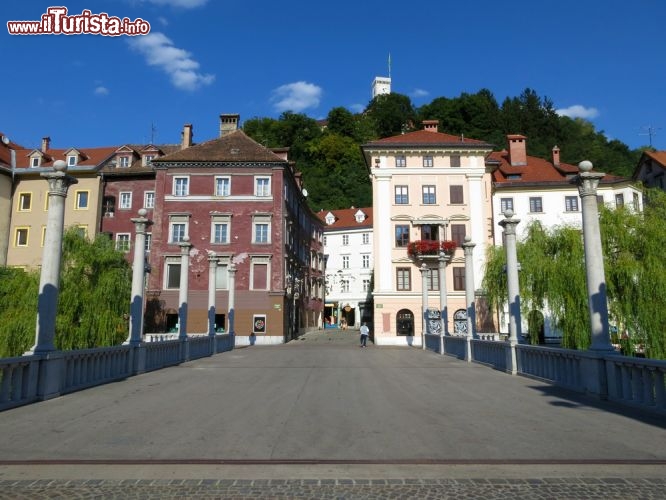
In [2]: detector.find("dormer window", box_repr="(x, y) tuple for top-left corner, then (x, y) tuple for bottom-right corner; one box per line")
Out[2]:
(31, 157), (40, 168)
(67, 155), (77, 167)
(354, 209), (366, 223)
(119, 156), (130, 168)
(142, 154), (155, 166)
(507, 174), (521, 180)
(325, 212), (335, 225)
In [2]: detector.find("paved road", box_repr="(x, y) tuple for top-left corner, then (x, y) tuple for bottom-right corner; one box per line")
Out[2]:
(1, 330), (665, 498)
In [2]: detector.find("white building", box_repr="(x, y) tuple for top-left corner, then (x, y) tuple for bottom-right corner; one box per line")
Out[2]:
(318, 207), (373, 329)
(371, 77), (391, 99)
(489, 134), (642, 342)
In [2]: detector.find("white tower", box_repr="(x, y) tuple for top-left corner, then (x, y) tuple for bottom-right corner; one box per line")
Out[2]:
(372, 77), (391, 99)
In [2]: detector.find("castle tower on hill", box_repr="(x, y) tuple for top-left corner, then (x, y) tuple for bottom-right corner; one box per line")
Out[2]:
(372, 76), (391, 99)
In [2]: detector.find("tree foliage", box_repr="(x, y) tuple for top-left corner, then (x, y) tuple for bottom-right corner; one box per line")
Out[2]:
(0, 228), (132, 357)
(483, 191), (666, 359)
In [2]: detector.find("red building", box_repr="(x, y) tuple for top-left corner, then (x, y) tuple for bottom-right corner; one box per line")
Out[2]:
(148, 115), (324, 344)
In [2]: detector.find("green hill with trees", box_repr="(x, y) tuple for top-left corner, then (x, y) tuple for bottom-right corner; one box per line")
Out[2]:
(243, 88), (646, 212)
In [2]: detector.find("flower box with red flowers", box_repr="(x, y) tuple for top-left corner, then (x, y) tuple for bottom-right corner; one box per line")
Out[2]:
(407, 240), (457, 258)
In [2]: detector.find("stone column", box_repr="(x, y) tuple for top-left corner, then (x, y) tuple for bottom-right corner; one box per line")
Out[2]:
(128, 209), (151, 345)
(463, 237), (476, 362)
(499, 210), (521, 374)
(228, 262), (237, 342)
(208, 253), (217, 338)
(420, 263), (428, 350)
(437, 251), (450, 336)
(178, 237), (192, 341)
(576, 161), (613, 352)
(28, 160), (78, 354)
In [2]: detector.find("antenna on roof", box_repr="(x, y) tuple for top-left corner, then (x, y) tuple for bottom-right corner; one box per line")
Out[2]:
(639, 125), (661, 147)
(150, 122), (157, 144)
(388, 52), (392, 79)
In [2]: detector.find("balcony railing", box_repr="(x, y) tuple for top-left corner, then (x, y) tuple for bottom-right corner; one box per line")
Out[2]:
(407, 240), (457, 259)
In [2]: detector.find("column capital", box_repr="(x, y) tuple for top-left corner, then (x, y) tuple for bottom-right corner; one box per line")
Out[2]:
(462, 236), (476, 257)
(419, 263), (429, 274)
(41, 161), (78, 196)
(179, 237), (192, 254)
(437, 251), (451, 265)
(498, 210), (521, 235)
(228, 262), (237, 273)
(576, 171), (605, 198)
(130, 208), (152, 234)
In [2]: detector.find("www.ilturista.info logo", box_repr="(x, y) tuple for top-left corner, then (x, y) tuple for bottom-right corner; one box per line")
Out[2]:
(7, 7), (151, 36)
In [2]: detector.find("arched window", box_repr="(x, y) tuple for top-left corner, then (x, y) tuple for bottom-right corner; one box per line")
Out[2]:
(453, 309), (467, 335)
(396, 309), (414, 336)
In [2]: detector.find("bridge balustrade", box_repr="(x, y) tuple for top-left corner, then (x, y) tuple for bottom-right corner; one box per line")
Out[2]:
(62, 345), (132, 394)
(443, 336), (466, 359)
(0, 356), (40, 411)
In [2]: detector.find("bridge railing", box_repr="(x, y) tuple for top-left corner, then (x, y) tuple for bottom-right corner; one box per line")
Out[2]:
(442, 335), (467, 359)
(516, 344), (584, 392)
(0, 333), (235, 412)
(605, 355), (666, 412)
(0, 356), (41, 411)
(424, 333), (441, 353)
(471, 339), (509, 372)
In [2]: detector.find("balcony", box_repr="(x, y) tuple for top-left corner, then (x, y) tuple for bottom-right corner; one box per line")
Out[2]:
(407, 240), (457, 260)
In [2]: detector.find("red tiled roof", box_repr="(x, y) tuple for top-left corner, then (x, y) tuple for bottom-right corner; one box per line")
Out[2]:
(644, 151), (666, 167)
(0, 132), (24, 167)
(317, 207), (373, 230)
(14, 145), (117, 170)
(100, 144), (181, 175)
(490, 150), (629, 186)
(364, 129), (491, 147)
(153, 130), (287, 163)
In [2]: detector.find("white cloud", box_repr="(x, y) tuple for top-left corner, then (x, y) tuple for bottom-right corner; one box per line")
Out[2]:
(94, 86), (109, 96)
(556, 104), (599, 120)
(128, 32), (214, 91)
(411, 88), (429, 98)
(157, 16), (169, 26)
(271, 81), (322, 112)
(142, 0), (208, 7)
(348, 103), (364, 113)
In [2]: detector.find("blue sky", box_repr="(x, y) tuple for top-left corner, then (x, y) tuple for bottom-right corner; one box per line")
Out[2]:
(3, 0), (665, 153)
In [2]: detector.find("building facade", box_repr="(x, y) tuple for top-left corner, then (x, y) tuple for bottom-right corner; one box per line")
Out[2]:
(318, 207), (373, 329)
(633, 150), (666, 191)
(362, 120), (495, 345)
(149, 116), (324, 345)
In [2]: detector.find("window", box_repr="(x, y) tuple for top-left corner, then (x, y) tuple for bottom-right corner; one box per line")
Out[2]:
(116, 234), (131, 253)
(145, 233), (152, 253)
(395, 225), (410, 247)
(252, 214), (271, 243)
(362, 254), (370, 268)
(423, 156), (433, 167)
(215, 177), (230, 196)
(142, 155), (155, 166)
(118, 156), (130, 168)
(119, 192), (132, 209)
(255, 177), (271, 197)
(615, 193), (625, 208)
(395, 185), (409, 204)
(565, 196), (579, 212)
(169, 215), (189, 243)
(451, 224), (466, 247)
(341, 280), (350, 293)
(529, 197), (543, 213)
(31, 157), (40, 168)
(342, 255), (350, 269)
(15, 228), (28, 247)
(165, 260), (181, 289)
(67, 155), (77, 167)
(450, 185), (464, 204)
(421, 224), (439, 241)
(144, 191), (155, 209)
(395, 155), (406, 167)
(211, 215), (231, 244)
(450, 155), (461, 168)
(250, 257), (270, 290)
(75, 191), (89, 210)
(633, 192), (640, 211)
(362, 233), (370, 245)
(363, 279), (371, 292)
(215, 264), (229, 290)
(174, 177), (189, 196)
(103, 196), (115, 215)
(18, 193), (32, 211)
(453, 267), (465, 291)
(342, 234), (349, 245)
(396, 267), (411, 291)
(500, 198), (514, 213)
(422, 185), (436, 204)
(426, 268), (439, 291)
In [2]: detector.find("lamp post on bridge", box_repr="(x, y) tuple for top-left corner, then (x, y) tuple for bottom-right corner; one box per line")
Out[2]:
(463, 236), (476, 361)
(499, 210), (521, 374)
(128, 208), (151, 346)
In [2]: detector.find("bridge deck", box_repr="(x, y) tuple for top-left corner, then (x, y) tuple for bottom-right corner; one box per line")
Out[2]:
(1, 328), (664, 497)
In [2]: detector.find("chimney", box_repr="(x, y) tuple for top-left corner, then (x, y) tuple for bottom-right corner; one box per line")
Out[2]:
(181, 124), (193, 150)
(219, 113), (240, 137)
(41, 136), (50, 153)
(552, 145), (560, 167)
(422, 120), (439, 133)
(507, 134), (527, 166)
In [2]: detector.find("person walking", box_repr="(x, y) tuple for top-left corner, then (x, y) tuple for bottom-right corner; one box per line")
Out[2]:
(360, 322), (370, 347)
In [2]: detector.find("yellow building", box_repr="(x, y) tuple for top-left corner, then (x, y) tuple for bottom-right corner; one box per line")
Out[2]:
(361, 120), (494, 345)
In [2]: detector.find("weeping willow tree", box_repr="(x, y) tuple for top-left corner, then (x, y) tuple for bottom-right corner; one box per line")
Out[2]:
(0, 228), (132, 357)
(484, 188), (666, 359)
